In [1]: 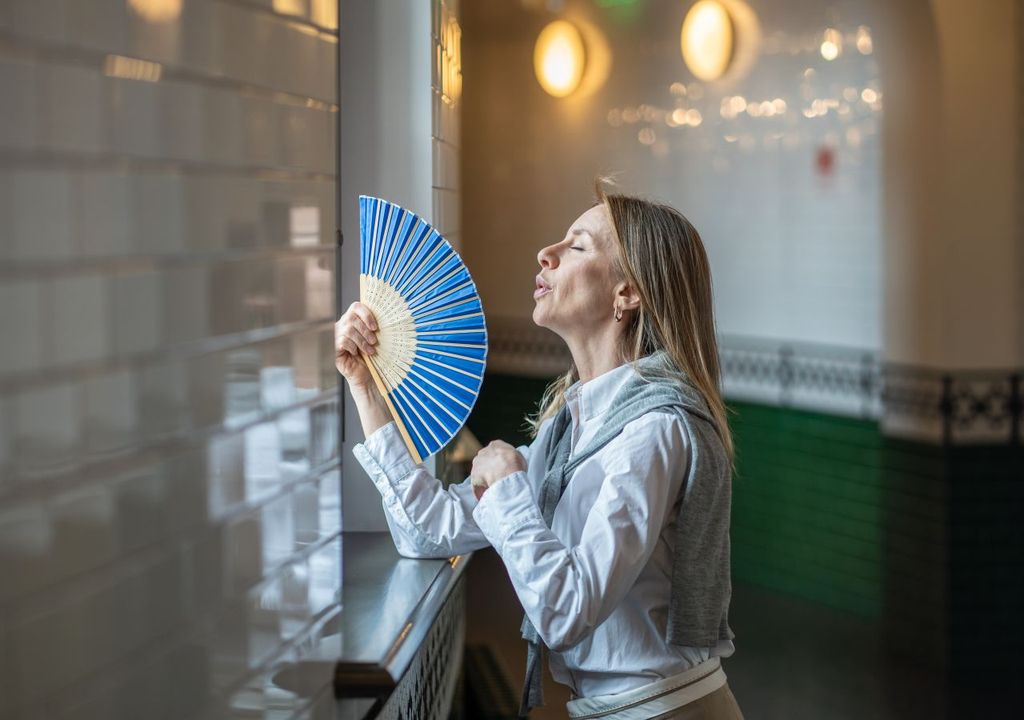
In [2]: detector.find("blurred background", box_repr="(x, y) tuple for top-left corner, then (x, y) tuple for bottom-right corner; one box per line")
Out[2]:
(0, 0), (1020, 719)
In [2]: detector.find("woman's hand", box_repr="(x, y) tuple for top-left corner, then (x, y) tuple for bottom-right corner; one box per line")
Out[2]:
(335, 302), (379, 392)
(471, 440), (527, 498)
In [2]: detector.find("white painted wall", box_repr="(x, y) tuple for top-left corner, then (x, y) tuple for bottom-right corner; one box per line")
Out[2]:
(879, 0), (1021, 371)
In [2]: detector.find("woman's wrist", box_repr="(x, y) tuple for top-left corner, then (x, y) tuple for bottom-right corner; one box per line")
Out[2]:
(347, 379), (381, 401)
(349, 381), (393, 438)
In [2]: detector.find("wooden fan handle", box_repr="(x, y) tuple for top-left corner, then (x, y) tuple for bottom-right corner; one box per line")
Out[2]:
(359, 349), (424, 465)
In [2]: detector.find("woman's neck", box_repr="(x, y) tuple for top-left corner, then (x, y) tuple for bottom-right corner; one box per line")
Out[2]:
(565, 326), (625, 383)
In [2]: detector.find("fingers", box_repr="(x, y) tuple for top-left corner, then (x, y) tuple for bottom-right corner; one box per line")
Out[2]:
(336, 302), (380, 357)
(348, 316), (377, 355)
(336, 335), (363, 358)
(350, 302), (378, 333)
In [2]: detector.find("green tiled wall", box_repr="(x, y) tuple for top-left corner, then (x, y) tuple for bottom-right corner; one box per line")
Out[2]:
(467, 373), (551, 449)
(729, 401), (886, 619)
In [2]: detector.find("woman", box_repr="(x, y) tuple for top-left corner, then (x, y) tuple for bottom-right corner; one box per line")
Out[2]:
(335, 184), (743, 719)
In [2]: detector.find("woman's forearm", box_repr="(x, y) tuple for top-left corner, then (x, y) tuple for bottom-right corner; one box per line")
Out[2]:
(349, 382), (393, 439)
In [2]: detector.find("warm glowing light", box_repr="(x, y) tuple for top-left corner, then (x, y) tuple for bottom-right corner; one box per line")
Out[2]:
(820, 28), (842, 60)
(128, 0), (182, 23)
(440, 14), (463, 104)
(861, 88), (878, 104)
(856, 26), (873, 54)
(680, 1), (734, 81)
(104, 54), (162, 82)
(685, 109), (703, 126)
(310, 0), (339, 29)
(772, 98), (786, 114)
(638, 128), (656, 145)
(534, 20), (586, 98)
(273, 0), (304, 17)
(672, 108), (688, 125)
(670, 82), (687, 96)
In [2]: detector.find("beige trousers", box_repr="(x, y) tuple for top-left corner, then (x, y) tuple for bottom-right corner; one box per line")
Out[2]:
(647, 684), (744, 720)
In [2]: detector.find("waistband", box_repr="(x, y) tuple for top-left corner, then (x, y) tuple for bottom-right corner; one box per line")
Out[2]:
(566, 658), (726, 720)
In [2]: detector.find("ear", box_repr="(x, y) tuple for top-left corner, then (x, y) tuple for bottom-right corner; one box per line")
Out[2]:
(613, 280), (641, 311)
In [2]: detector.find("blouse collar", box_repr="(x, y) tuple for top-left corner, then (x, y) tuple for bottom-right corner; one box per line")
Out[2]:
(564, 361), (637, 425)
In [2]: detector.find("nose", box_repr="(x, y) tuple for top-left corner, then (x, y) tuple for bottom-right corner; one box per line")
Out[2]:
(537, 243), (558, 269)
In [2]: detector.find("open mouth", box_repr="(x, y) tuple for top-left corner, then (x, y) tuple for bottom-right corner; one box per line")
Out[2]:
(534, 275), (552, 299)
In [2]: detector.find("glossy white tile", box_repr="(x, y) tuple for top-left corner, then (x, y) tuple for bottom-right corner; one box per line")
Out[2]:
(111, 269), (161, 355)
(12, 170), (75, 260)
(82, 368), (138, 456)
(162, 264), (208, 344)
(4, 0), (68, 45)
(78, 171), (133, 256)
(137, 358), (189, 441)
(0, 503), (54, 601)
(107, 76), (161, 158)
(66, 0), (128, 55)
(51, 482), (117, 578)
(161, 80), (205, 162)
(43, 63), (103, 154)
(0, 280), (42, 374)
(0, 57), (37, 150)
(261, 492), (296, 573)
(203, 85), (244, 166)
(16, 381), (81, 475)
(52, 273), (109, 366)
(207, 432), (246, 520)
(242, 95), (282, 168)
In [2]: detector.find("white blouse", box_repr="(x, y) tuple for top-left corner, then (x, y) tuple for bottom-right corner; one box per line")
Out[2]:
(352, 361), (735, 699)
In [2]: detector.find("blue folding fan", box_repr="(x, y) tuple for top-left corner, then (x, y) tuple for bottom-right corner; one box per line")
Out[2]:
(358, 195), (487, 464)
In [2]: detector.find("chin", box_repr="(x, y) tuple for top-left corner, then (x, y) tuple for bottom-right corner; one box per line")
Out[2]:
(532, 308), (565, 341)
(532, 305), (552, 330)
(531, 304), (543, 326)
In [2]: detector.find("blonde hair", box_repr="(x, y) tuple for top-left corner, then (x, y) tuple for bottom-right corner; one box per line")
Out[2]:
(526, 180), (734, 462)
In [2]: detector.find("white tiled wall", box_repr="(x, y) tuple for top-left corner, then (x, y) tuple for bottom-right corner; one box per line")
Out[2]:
(0, 1), (341, 718)
(432, 0), (462, 250)
(462, 0), (883, 352)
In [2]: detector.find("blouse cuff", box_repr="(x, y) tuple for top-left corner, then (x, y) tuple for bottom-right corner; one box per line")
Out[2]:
(473, 471), (545, 550)
(352, 421), (419, 492)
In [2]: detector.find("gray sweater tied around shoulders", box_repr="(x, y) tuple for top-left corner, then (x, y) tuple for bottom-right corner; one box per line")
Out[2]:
(518, 349), (734, 717)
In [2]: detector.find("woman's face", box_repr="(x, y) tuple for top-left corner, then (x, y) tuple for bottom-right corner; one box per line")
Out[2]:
(532, 204), (621, 337)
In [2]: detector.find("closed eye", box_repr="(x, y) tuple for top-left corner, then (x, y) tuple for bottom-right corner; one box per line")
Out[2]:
(570, 246), (584, 251)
